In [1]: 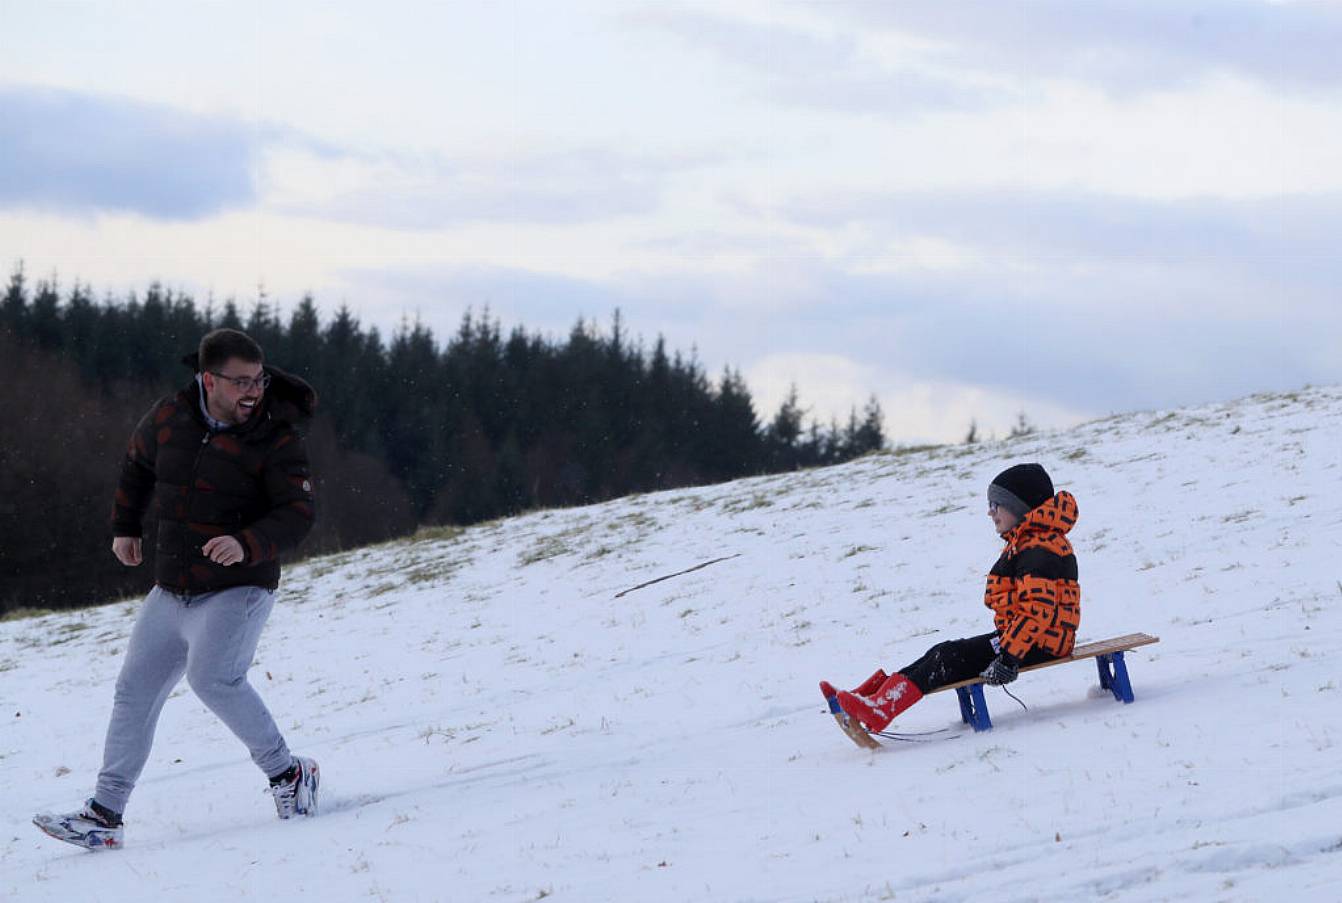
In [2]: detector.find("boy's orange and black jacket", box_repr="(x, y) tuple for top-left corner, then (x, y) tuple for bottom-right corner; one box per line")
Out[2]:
(984, 491), (1081, 660)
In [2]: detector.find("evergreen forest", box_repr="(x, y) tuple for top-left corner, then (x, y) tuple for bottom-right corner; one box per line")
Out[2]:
(0, 265), (886, 615)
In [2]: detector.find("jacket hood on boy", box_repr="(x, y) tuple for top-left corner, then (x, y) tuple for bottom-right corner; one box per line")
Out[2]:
(1002, 490), (1079, 551)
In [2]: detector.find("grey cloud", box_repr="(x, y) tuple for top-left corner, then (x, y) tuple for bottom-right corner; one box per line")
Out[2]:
(684, 260), (1331, 417)
(291, 148), (718, 230)
(624, 8), (1009, 116)
(824, 269), (1321, 413)
(0, 83), (669, 231)
(776, 189), (1342, 299)
(735, 184), (1342, 411)
(834, 0), (1342, 94)
(598, 244), (1336, 417)
(0, 84), (260, 219)
(631, 229), (816, 260)
(776, 68), (1002, 116)
(626, 7), (856, 73)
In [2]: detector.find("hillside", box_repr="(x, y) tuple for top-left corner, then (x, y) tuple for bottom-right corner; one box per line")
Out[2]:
(3, 385), (1340, 902)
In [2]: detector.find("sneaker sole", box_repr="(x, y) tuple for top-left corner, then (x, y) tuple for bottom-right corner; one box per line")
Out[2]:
(32, 815), (122, 851)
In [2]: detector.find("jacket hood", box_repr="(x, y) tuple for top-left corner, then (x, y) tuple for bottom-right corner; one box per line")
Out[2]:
(181, 352), (318, 425)
(1005, 490), (1078, 541)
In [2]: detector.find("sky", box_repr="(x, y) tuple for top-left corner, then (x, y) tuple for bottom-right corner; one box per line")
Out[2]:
(2, 0), (1340, 443)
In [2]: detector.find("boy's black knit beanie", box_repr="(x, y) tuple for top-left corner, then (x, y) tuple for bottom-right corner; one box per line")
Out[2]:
(988, 463), (1054, 517)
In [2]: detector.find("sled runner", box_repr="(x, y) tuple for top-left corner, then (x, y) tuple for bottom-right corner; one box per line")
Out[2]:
(819, 680), (882, 749)
(821, 633), (1160, 745)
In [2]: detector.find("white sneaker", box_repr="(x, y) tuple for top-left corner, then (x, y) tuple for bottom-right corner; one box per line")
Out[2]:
(33, 800), (125, 850)
(270, 756), (320, 819)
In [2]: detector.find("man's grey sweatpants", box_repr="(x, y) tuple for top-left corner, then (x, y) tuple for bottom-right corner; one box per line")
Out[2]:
(95, 584), (292, 814)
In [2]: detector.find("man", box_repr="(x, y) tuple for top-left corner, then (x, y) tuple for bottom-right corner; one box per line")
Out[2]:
(821, 462), (1081, 733)
(34, 328), (321, 850)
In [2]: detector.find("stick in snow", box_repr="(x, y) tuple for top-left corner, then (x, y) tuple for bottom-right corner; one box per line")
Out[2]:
(613, 554), (742, 599)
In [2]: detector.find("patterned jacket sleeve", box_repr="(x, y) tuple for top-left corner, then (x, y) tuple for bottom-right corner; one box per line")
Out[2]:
(111, 404), (162, 538)
(236, 429), (316, 563)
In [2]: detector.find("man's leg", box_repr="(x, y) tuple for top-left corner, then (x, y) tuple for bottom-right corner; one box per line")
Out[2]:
(182, 586), (292, 779)
(95, 586), (189, 815)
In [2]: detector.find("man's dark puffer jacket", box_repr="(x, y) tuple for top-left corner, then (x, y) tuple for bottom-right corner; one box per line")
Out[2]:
(112, 355), (317, 595)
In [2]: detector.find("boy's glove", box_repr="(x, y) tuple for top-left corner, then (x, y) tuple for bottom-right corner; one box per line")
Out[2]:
(980, 652), (1020, 685)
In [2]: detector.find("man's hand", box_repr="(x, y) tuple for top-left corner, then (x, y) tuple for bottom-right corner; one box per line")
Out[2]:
(980, 652), (1020, 686)
(202, 536), (246, 567)
(112, 536), (142, 567)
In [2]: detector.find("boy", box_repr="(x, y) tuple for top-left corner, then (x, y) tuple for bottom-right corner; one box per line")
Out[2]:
(823, 463), (1080, 733)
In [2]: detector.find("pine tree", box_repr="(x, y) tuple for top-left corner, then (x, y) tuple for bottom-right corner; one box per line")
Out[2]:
(708, 367), (762, 478)
(285, 294), (322, 380)
(29, 276), (62, 350)
(767, 384), (805, 469)
(852, 395), (885, 454)
(63, 282), (101, 380)
(1, 262), (28, 338)
(217, 299), (244, 330)
(1008, 411), (1035, 438)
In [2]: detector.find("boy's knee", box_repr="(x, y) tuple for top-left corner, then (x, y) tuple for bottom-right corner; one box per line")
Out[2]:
(925, 640), (956, 661)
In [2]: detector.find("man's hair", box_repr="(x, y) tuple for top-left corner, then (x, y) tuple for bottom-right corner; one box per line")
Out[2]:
(199, 328), (264, 372)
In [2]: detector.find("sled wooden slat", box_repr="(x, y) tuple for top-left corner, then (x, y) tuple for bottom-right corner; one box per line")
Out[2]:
(932, 632), (1160, 694)
(930, 632), (1160, 732)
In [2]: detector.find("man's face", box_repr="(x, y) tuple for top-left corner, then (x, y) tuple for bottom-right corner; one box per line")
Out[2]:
(203, 357), (266, 424)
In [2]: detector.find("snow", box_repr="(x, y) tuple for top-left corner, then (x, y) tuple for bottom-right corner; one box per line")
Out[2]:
(3, 385), (1341, 902)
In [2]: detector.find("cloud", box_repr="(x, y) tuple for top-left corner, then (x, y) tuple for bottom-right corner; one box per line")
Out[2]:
(0, 84), (261, 219)
(598, 245), (1336, 421)
(272, 146), (733, 231)
(0, 82), (705, 231)
(624, 8), (1009, 116)
(625, 7), (856, 73)
(773, 189), (1342, 304)
(731, 263), (1330, 417)
(833, 0), (1342, 95)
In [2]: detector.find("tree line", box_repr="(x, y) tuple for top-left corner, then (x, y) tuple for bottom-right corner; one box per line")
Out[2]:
(0, 265), (885, 615)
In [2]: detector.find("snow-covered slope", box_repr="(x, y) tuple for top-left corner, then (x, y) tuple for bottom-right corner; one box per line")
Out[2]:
(3, 386), (1340, 902)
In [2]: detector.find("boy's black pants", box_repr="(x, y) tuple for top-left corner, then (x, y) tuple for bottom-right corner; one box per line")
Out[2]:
(898, 632), (1056, 694)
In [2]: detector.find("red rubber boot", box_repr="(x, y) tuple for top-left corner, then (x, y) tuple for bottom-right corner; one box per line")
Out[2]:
(836, 673), (923, 732)
(819, 668), (887, 705)
(852, 669), (889, 696)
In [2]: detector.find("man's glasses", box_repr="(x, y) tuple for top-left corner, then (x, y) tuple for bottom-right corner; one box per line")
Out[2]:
(211, 371), (271, 392)
(988, 501), (1001, 513)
